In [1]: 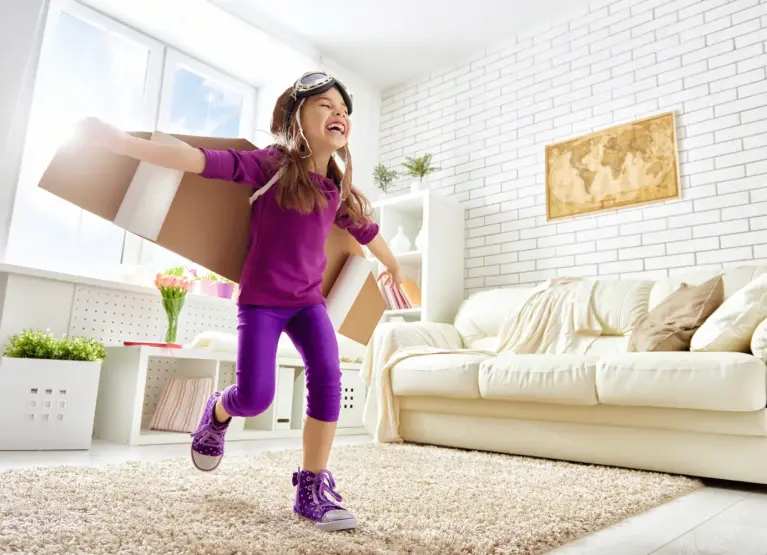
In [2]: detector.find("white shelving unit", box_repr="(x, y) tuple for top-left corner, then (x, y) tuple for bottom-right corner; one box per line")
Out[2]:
(93, 345), (367, 446)
(366, 189), (465, 325)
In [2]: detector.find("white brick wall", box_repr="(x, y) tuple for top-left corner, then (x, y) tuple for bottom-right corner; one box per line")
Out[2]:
(378, 0), (767, 295)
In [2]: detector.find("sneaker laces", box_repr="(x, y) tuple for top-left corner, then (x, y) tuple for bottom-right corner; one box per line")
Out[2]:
(190, 418), (226, 450)
(293, 469), (344, 511)
(312, 470), (344, 510)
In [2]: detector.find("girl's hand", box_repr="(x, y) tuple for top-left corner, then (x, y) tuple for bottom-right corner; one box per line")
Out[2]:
(74, 117), (129, 154)
(387, 265), (403, 286)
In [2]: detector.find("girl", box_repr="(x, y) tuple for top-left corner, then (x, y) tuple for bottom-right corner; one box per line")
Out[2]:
(79, 71), (401, 532)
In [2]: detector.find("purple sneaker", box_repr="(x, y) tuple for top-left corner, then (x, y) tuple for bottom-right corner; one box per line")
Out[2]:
(190, 391), (230, 472)
(292, 468), (357, 531)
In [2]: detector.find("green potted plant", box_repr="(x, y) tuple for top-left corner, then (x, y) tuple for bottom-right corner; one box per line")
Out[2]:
(402, 153), (440, 193)
(373, 163), (399, 193)
(0, 330), (106, 450)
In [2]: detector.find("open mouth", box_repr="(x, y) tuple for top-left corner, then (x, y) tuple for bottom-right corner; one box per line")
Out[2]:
(326, 122), (346, 136)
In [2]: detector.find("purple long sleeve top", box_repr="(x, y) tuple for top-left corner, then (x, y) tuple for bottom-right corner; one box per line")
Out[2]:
(199, 147), (379, 308)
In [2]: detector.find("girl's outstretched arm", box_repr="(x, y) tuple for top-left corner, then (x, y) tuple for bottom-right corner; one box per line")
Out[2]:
(75, 117), (206, 174)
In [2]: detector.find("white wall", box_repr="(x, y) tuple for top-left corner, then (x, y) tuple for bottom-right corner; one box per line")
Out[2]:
(378, 0), (767, 295)
(0, 0), (49, 260)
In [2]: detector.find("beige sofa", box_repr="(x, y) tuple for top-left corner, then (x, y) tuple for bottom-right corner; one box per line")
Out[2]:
(367, 265), (767, 484)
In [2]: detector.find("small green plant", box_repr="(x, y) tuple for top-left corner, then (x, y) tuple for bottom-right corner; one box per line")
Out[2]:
(373, 163), (399, 192)
(402, 154), (440, 182)
(4, 330), (106, 362)
(201, 272), (219, 282)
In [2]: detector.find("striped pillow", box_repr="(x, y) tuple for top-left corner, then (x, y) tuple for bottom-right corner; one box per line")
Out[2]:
(150, 378), (213, 433)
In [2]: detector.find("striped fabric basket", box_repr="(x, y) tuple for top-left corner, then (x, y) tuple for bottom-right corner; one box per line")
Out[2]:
(149, 377), (214, 433)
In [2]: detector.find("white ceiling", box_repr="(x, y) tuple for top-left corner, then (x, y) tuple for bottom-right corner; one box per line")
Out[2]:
(209, 0), (590, 89)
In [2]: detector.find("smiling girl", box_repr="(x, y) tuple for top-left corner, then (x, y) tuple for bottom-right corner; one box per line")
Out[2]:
(79, 71), (401, 531)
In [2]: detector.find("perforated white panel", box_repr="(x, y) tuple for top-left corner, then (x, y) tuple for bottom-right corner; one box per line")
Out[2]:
(142, 358), (178, 427)
(218, 361), (237, 390)
(290, 369), (365, 428)
(338, 369), (365, 428)
(69, 285), (237, 345)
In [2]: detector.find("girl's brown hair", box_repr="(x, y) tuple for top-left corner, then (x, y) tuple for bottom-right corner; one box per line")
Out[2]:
(267, 86), (373, 225)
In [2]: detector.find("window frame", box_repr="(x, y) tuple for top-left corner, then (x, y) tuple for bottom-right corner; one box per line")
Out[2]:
(11, 0), (259, 273)
(158, 47), (257, 140)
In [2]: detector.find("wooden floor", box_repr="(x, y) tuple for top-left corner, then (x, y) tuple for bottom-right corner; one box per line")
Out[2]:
(552, 480), (767, 554)
(2, 436), (766, 554)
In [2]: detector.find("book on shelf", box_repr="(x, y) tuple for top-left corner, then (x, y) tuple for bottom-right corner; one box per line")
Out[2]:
(377, 273), (422, 311)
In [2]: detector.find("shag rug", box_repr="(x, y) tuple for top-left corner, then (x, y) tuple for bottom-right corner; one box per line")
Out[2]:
(0, 443), (701, 554)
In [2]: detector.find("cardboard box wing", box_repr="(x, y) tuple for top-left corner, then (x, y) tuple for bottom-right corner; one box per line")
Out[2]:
(322, 227), (387, 346)
(38, 131), (256, 283)
(38, 132), (386, 345)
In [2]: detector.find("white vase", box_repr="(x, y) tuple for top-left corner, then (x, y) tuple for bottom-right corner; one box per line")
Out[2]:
(415, 227), (426, 252)
(410, 179), (422, 193)
(390, 226), (411, 254)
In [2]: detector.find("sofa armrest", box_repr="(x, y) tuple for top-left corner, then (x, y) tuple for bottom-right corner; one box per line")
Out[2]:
(360, 322), (463, 386)
(379, 321), (464, 351)
(360, 321), (464, 441)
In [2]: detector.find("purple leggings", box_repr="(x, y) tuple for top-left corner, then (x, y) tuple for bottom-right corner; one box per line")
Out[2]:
(221, 304), (341, 422)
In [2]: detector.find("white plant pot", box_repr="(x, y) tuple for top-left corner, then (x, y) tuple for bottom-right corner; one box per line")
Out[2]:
(410, 179), (423, 193)
(0, 357), (102, 450)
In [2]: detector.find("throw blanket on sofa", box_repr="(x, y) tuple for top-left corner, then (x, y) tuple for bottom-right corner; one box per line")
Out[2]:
(496, 277), (603, 355)
(362, 277), (603, 442)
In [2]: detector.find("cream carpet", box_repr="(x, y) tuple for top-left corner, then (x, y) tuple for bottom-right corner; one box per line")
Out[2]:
(0, 443), (701, 554)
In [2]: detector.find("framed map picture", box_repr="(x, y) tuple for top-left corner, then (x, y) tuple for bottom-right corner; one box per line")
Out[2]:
(545, 112), (681, 220)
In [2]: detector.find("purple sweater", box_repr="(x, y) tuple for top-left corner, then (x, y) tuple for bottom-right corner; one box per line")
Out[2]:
(199, 147), (379, 307)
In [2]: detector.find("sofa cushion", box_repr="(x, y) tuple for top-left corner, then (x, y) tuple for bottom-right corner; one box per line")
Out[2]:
(691, 273), (767, 353)
(628, 275), (724, 352)
(596, 352), (766, 412)
(584, 336), (630, 355)
(479, 354), (599, 405)
(650, 265), (767, 310)
(592, 279), (654, 335)
(390, 352), (488, 398)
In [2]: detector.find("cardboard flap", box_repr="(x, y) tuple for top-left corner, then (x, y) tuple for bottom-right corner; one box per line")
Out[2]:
(326, 255), (375, 330)
(322, 225), (364, 296)
(338, 273), (386, 345)
(156, 134), (258, 283)
(170, 135), (257, 151)
(115, 132), (191, 241)
(38, 131), (151, 221)
(323, 226), (386, 345)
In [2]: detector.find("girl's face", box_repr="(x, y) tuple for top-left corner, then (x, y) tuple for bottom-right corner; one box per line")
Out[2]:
(300, 86), (351, 154)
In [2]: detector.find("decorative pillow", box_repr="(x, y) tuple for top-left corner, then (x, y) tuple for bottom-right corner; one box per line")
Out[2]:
(752, 318), (767, 361)
(150, 377), (213, 433)
(627, 275), (724, 352)
(691, 273), (767, 353)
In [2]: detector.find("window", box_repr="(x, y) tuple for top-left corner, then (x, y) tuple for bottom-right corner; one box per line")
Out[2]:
(7, 0), (256, 277)
(131, 50), (255, 270)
